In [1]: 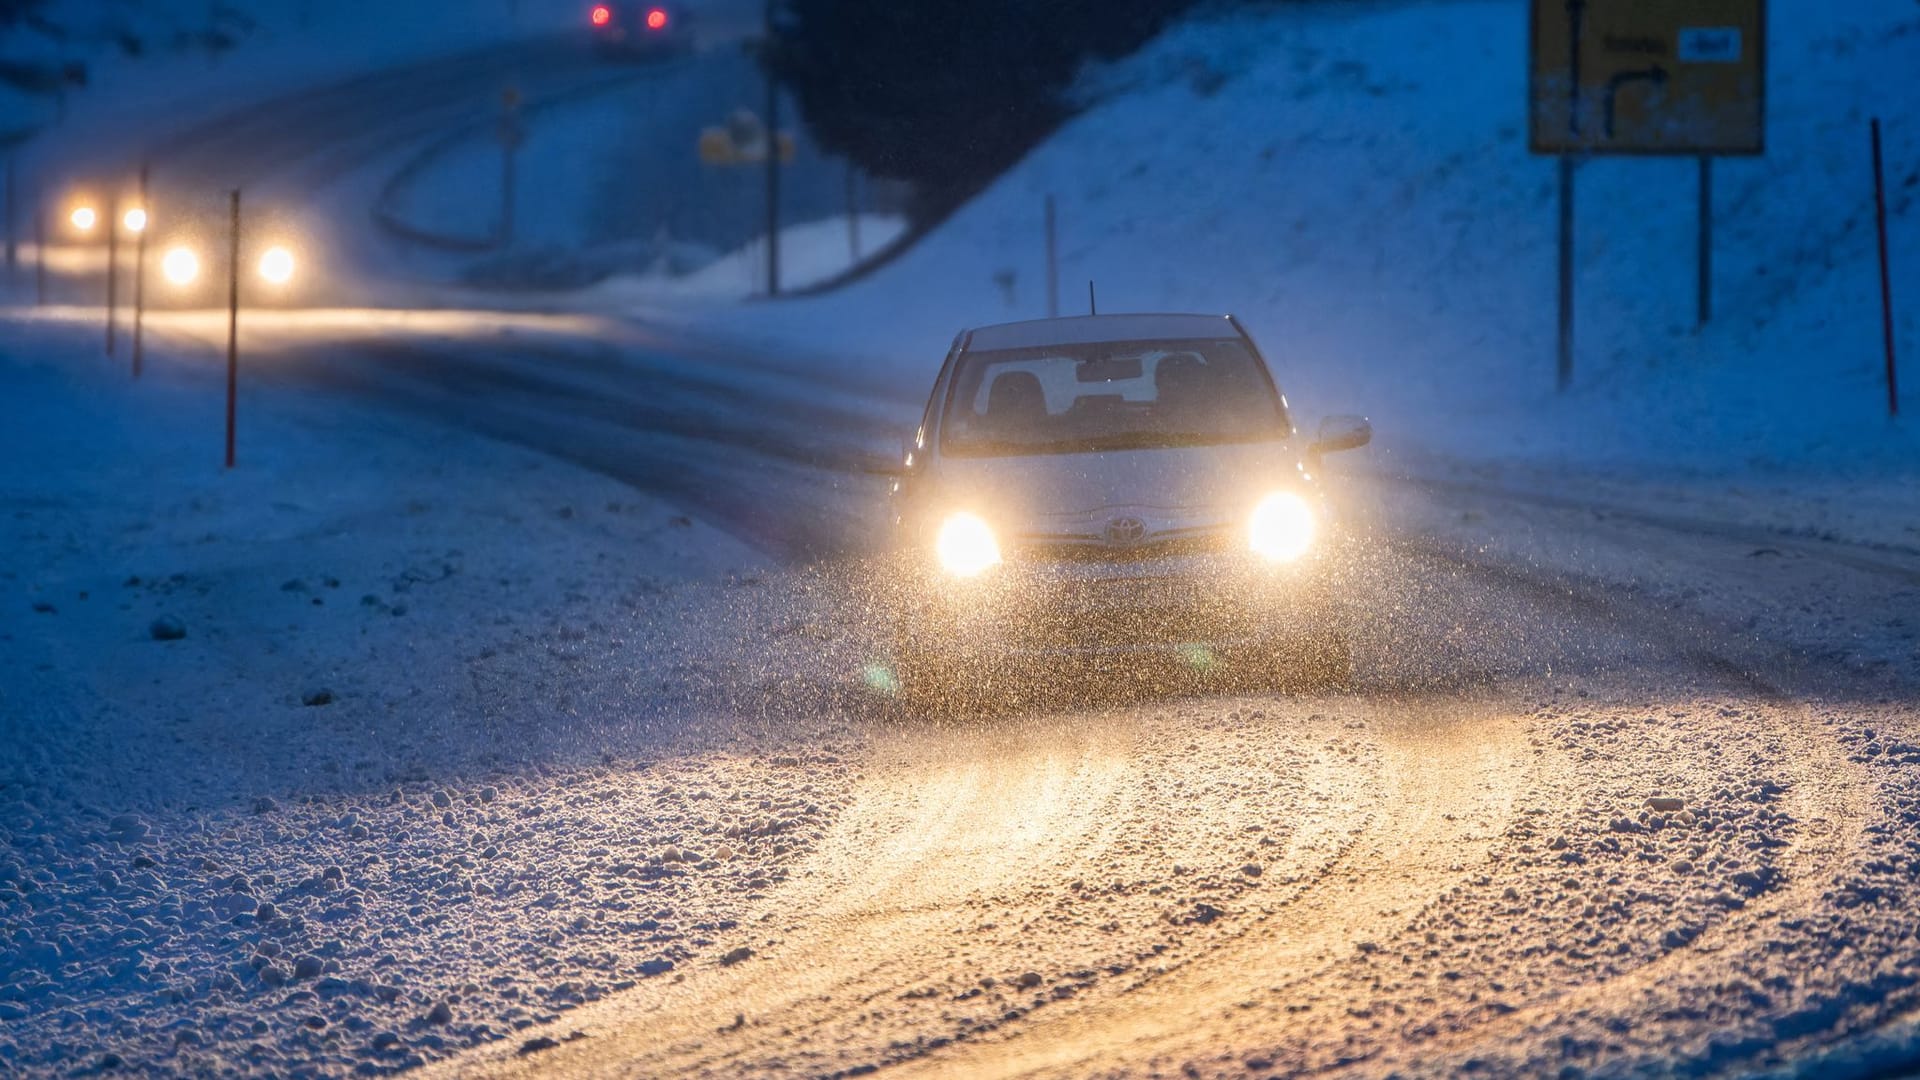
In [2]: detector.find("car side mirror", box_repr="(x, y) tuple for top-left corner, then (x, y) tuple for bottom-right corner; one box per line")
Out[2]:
(1310, 414), (1371, 456)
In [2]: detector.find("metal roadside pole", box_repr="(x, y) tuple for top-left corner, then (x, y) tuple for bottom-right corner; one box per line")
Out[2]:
(1872, 118), (1899, 418)
(1528, 0), (1765, 390)
(499, 87), (524, 246)
(1045, 194), (1060, 319)
(1557, 156), (1574, 391)
(845, 163), (861, 263)
(762, 0), (781, 298)
(1697, 155), (1713, 326)
(105, 194), (119, 356)
(226, 190), (241, 469)
(132, 164), (149, 377)
(34, 209), (46, 305)
(4, 155), (15, 278)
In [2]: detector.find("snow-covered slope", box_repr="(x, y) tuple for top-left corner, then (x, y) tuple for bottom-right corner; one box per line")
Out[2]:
(2, 0), (574, 150)
(688, 0), (1919, 479)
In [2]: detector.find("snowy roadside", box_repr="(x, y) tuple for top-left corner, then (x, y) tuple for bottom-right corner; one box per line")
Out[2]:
(0, 321), (875, 1075)
(1366, 448), (1920, 557)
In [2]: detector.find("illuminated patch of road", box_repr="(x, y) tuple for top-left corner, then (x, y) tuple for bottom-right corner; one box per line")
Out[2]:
(426, 701), (1385, 1077)
(891, 691), (1528, 1078)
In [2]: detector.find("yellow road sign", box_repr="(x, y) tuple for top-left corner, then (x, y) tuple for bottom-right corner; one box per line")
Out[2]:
(1530, 0), (1765, 155)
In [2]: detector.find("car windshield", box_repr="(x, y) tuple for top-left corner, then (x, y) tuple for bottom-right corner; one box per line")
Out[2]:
(940, 337), (1287, 457)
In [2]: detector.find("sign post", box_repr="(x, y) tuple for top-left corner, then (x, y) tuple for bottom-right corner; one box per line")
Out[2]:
(1045, 195), (1059, 319)
(697, 107), (797, 291)
(1697, 155), (1713, 326)
(105, 195), (119, 356)
(498, 87), (524, 246)
(4, 155), (15, 276)
(226, 190), (241, 470)
(845, 163), (860, 263)
(1529, 0), (1766, 387)
(763, 0), (782, 298)
(34, 210), (46, 305)
(1872, 118), (1898, 418)
(132, 164), (149, 377)
(1558, 157), (1575, 391)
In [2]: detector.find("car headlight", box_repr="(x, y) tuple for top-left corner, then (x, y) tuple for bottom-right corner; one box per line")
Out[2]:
(162, 246), (200, 286)
(258, 246), (296, 285)
(935, 512), (1001, 577)
(1248, 491), (1315, 562)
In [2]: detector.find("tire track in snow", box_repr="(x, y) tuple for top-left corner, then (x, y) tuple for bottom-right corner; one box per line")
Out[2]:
(429, 704), (1393, 1077)
(892, 531), (1879, 1078)
(885, 692), (1530, 1080)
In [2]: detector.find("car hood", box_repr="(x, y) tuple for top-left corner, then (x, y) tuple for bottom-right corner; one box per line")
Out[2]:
(932, 441), (1308, 545)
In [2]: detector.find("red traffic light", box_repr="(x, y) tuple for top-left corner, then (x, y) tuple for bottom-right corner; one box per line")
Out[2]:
(591, 5), (611, 26)
(646, 7), (669, 30)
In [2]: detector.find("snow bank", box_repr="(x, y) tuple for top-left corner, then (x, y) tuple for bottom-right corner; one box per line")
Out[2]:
(678, 0), (1919, 481)
(568, 211), (909, 299)
(0, 320), (882, 1074)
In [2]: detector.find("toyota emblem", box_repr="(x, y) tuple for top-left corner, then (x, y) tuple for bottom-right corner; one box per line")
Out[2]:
(1104, 516), (1147, 545)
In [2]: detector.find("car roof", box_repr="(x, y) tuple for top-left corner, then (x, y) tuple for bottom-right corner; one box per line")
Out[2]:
(964, 313), (1240, 352)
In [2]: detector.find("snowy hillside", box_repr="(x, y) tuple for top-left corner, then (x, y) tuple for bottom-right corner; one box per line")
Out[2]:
(686, 0), (1919, 479)
(2, 0), (572, 146)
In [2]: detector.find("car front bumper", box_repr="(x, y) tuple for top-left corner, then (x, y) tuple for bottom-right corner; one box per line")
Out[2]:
(896, 548), (1342, 663)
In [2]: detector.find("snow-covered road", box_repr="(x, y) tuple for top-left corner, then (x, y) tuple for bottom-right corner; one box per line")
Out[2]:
(11, 308), (1917, 1077)
(125, 306), (908, 559)
(7, 0), (1920, 1071)
(416, 457), (1920, 1079)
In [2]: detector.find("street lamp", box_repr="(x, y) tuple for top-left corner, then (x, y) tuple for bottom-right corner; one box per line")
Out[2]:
(122, 207), (148, 234)
(70, 205), (97, 232)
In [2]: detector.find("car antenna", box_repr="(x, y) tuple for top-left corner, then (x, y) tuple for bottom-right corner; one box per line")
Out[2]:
(1088, 280), (1097, 315)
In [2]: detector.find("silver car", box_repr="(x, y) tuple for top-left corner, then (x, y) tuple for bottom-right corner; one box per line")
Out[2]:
(885, 313), (1371, 698)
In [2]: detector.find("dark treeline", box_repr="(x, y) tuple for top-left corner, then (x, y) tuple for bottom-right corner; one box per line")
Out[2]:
(769, 0), (1205, 220)
(1, 0), (252, 100)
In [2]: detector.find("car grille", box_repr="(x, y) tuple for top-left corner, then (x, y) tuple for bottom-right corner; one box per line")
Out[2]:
(1014, 531), (1234, 563)
(991, 572), (1279, 650)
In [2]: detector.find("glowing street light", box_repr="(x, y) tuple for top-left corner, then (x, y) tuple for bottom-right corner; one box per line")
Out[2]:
(70, 206), (97, 232)
(161, 245), (200, 286)
(257, 245), (295, 284)
(122, 207), (148, 234)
